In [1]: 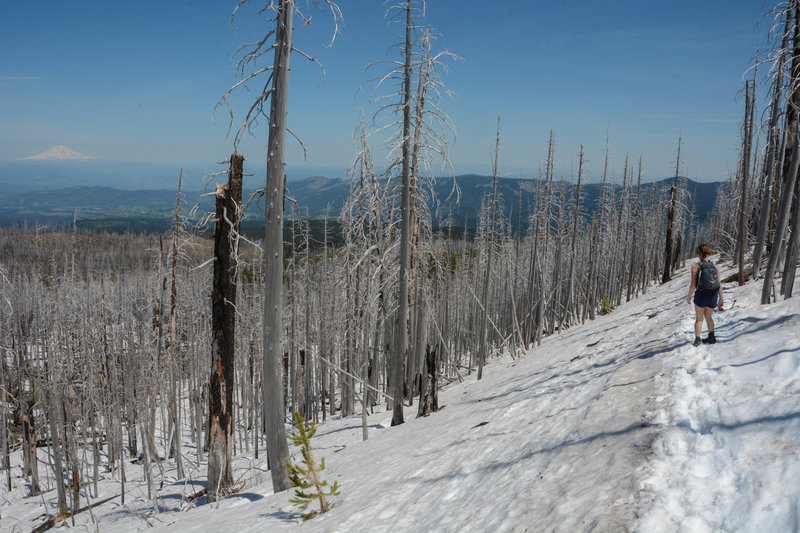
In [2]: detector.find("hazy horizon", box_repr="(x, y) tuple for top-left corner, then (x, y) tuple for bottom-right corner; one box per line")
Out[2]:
(2, 1), (765, 187)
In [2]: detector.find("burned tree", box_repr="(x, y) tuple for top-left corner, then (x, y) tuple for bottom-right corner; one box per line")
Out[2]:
(217, 0), (342, 492)
(663, 134), (682, 284)
(208, 154), (243, 501)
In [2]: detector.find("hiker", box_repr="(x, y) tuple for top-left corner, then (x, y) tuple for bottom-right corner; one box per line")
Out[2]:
(687, 244), (724, 346)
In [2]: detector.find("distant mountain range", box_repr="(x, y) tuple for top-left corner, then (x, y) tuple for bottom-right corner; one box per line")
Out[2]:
(0, 172), (724, 234)
(285, 174), (722, 230)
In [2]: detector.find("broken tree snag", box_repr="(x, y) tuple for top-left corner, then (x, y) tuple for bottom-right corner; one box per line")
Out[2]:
(298, 349), (306, 421)
(208, 153), (243, 502)
(417, 344), (438, 417)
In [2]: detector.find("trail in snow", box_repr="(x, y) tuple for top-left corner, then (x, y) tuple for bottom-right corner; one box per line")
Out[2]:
(1, 259), (799, 533)
(632, 264), (800, 533)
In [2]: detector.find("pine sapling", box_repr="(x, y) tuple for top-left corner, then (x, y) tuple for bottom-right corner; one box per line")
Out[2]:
(599, 295), (616, 316)
(287, 411), (340, 520)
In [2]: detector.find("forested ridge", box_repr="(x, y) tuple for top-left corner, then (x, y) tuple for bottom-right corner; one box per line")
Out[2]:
(0, 175), (722, 235)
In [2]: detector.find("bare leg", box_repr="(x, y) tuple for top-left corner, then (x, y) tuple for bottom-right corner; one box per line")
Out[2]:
(694, 304), (704, 337)
(704, 307), (714, 333)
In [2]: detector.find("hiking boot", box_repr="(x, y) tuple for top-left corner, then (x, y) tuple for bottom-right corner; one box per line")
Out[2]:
(693, 336), (702, 347)
(702, 332), (716, 344)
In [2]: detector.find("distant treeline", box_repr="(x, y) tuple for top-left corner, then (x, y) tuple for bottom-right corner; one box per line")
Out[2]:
(0, 175), (724, 239)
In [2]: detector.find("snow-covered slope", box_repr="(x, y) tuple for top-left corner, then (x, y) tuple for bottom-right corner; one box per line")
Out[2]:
(2, 259), (799, 533)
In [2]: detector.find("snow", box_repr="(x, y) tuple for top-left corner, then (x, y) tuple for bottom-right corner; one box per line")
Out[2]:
(2, 258), (799, 532)
(23, 145), (93, 160)
(632, 279), (800, 533)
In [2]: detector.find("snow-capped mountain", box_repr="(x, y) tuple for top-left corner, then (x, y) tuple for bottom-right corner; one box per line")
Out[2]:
(23, 145), (94, 160)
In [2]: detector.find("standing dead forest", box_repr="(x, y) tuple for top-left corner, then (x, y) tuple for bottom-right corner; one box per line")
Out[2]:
(1, 0), (800, 528)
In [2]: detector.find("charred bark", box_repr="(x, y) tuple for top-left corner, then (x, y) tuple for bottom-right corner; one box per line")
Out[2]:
(208, 153), (243, 501)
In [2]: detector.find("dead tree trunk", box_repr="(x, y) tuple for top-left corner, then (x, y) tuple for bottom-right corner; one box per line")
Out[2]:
(627, 156), (643, 301)
(416, 344), (438, 417)
(0, 345), (10, 493)
(262, 0), (293, 492)
(739, 80), (753, 285)
(753, 8), (790, 279)
(390, 0), (414, 426)
(763, 123), (800, 303)
(46, 343), (68, 517)
(168, 171), (184, 480)
(763, 2), (800, 303)
(477, 116), (501, 380)
(782, 180), (800, 297)
(562, 145), (584, 326)
(208, 153), (243, 501)
(663, 134), (681, 284)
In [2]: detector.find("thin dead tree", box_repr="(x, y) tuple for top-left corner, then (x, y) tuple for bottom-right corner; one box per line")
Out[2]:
(763, 0), (800, 303)
(753, 6), (790, 280)
(364, 1), (457, 425)
(627, 155), (643, 301)
(663, 134), (682, 283)
(168, 171), (184, 481)
(477, 116), (501, 381)
(261, 0), (293, 492)
(738, 79), (754, 284)
(216, 0), (342, 492)
(561, 145), (585, 325)
(388, 0), (416, 426)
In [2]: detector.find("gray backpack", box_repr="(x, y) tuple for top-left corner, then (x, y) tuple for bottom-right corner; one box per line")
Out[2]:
(697, 260), (720, 293)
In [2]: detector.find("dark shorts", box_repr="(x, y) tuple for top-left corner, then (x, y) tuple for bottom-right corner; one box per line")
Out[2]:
(694, 291), (719, 308)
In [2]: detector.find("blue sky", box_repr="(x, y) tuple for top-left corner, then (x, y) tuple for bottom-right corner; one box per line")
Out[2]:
(1, 0), (768, 183)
